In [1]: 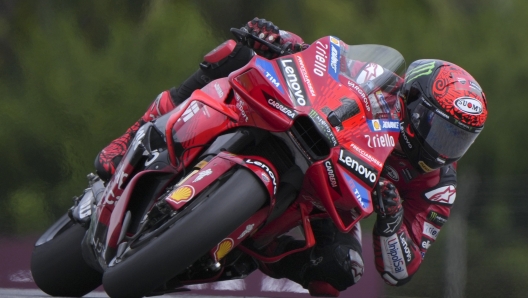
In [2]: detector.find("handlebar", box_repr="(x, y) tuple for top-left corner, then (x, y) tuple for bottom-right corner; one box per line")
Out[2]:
(230, 28), (293, 56)
(327, 99), (360, 127)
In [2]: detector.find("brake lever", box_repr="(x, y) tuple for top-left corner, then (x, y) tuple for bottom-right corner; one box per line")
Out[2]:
(230, 28), (289, 56)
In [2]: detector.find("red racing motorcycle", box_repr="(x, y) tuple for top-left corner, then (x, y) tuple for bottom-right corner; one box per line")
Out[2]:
(31, 29), (405, 298)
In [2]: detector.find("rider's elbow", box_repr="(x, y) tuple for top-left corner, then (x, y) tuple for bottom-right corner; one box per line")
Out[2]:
(381, 272), (413, 287)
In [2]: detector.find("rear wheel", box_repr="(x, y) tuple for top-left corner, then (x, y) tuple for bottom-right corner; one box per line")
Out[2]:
(102, 167), (268, 298)
(31, 214), (102, 297)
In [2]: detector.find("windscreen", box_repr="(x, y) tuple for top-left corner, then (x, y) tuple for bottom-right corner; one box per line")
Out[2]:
(338, 44), (406, 120)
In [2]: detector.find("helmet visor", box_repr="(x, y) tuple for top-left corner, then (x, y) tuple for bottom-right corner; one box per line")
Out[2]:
(410, 100), (481, 159)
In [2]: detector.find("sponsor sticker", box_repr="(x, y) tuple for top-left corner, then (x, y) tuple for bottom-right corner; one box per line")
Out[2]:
(427, 211), (448, 227)
(267, 98), (297, 119)
(338, 149), (379, 188)
(385, 165), (399, 181)
(423, 222), (440, 240)
(296, 56), (316, 97)
(454, 97), (483, 115)
(329, 43), (340, 81)
(324, 160), (341, 193)
(400, 122), (413, 149)
(237, 224), (255, 240)
(168, 185), (195, 204)
(245, 159), (277, 194)
(347, 80), (370, 112)
(342, 172), (370, 209)
(365, 133), (395, 148)
(418, 161), (434, 173)
(424, 185), (456, 205)
(278, 58), (310, 106)
(349, 143), (383, 168)
(235, 96), (249, 122)
(182, 102), (201, 123)
(398, 233), (415, 265)
(309, 110), (338, 147)
(368, 119), (400, 132)
(255, 58), (285, 94)
(356, 63), (385, 84)
(313, 40), (328, 77)
(214, 83), (224, 98)
(192, 168), (213, 183)
(381, 234), (408, 279)
(214, 238), (234, 261)
(421, 237), (432, 250)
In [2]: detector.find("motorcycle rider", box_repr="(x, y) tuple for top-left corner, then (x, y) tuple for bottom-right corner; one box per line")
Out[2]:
(94, 18), (488, 297)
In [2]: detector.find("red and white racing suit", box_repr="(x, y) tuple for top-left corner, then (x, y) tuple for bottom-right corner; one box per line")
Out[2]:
(374, 153), (457, 285)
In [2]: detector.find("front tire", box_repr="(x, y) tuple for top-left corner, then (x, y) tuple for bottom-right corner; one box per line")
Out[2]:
(102, 167), (268, 298)
(31, 215), (103, 297)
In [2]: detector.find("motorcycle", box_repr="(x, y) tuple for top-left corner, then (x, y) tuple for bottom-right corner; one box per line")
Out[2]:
(31, 28), (405, 298)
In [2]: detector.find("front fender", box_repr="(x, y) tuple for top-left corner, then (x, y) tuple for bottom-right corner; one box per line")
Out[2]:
(165, 152), (277, 210)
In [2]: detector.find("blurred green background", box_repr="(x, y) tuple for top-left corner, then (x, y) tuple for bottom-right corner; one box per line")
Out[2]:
(0, 0), (525, 297)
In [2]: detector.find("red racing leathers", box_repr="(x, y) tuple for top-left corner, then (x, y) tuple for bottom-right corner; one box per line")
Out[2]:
(374, 153), (457, 285)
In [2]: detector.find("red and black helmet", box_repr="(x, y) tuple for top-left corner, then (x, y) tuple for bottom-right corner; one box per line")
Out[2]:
(398, 59), (488, 173)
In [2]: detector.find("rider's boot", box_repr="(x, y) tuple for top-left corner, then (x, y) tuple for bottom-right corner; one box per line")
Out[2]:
(94, 40), (254, 182)
(94, 90), (176, 182)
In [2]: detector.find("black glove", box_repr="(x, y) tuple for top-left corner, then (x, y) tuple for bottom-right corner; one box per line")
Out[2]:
(244, 18), (280, 50)
(373, 178), (403, 237)
(242, 17), (299, 58)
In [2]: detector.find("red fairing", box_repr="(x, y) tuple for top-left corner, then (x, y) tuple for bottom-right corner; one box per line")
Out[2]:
(373, 154), (457, 286)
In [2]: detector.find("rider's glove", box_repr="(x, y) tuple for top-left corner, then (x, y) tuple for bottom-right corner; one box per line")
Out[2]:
(243, 17), (306, 58)
(373, 178), (404, 237)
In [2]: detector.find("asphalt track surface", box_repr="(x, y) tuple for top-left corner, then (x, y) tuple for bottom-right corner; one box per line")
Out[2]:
(0, 235), (382, 297)
(0, 289), (268, 298)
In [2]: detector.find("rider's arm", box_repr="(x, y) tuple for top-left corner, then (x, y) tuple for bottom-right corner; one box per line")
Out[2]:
(373, 160), (457, 286)
(169, 18), (306, 105)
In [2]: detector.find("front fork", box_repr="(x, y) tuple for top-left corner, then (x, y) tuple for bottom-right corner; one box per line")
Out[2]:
(68, 173), (105, 227)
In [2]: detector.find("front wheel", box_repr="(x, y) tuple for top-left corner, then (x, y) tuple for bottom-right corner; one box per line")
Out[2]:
(102, 167), (268, 298)
(31, 214), (103, 297)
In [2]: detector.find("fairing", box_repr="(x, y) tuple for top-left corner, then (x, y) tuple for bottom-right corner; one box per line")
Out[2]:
(89, 36), (406, 269)
(229, 36), (405, 231)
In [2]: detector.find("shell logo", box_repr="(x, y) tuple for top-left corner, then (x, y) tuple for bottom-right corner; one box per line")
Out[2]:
(168, 185), (195, 204)
(372, 119), (381, 131)
(214, 238), (234, 261)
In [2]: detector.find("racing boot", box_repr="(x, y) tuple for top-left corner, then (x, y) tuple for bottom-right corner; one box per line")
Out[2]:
(94, 90), (177, 182)
(94, 40), (254, 181)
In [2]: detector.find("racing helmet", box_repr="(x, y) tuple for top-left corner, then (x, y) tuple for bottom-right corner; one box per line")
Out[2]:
(398, 59), (488, 173)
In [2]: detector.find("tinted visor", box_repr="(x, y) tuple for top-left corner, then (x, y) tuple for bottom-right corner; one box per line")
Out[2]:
(410, 100), (481, 159)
